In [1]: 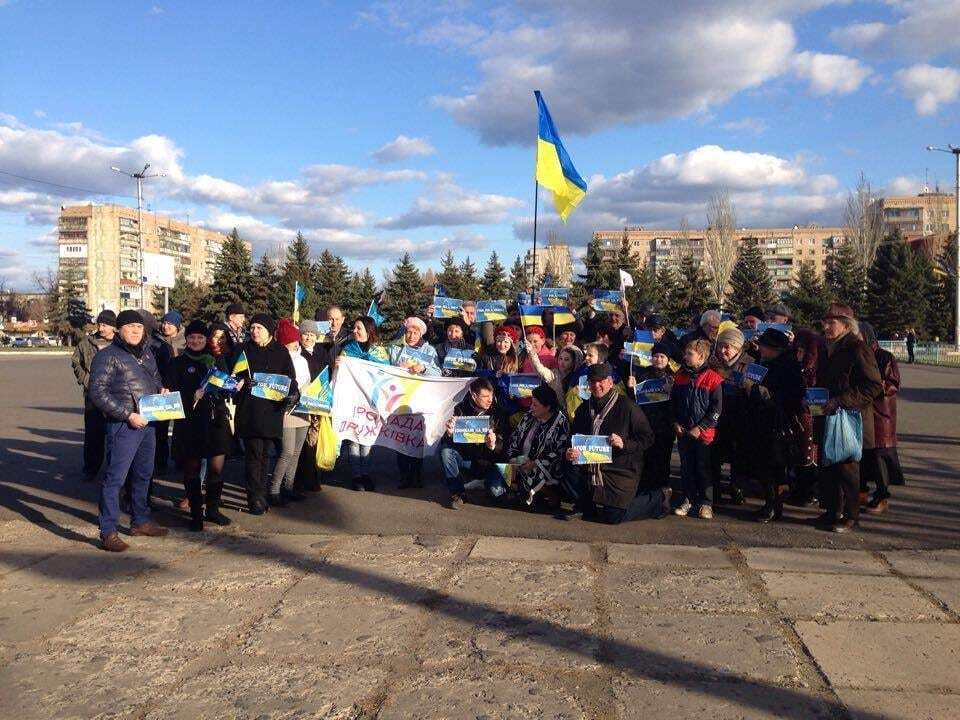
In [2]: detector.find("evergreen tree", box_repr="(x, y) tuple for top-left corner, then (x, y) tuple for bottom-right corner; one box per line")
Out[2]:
(346, 267), (377, 318)
(866, 238), (941, 339)
(655, 265), (678, 318)
(825, 241), (866, 315)
(47, 269), (89, 346)
(726, 242), (774, 319)
(312, 249), (352, 315)
(630, 261), (660, 310)
(508, 255), (528, 297)
(666, 256), (714, 326)
(458, 256), (480, 300)
(161, 274), (208, 322)
(282, 231), (318, 320)
(784, 261), (828, 329)
(480, 251), (509, 299)
(578, 237), (614, 293)
(202, 228), (254, 321)
(615, 229), (640, 275)
(250, 254), (283, 317)
(935, 235), (957, 343)
(908, 251), (941, 341)
(436, 250), (461, 298)
(382, 253), (427, 336)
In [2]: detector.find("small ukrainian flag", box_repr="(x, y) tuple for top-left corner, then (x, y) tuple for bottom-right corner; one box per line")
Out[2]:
(550, 306), (576, 325)
(518, 304), (543, 326)
(232, 350), (250, 376)
(535, 91), (587, 222)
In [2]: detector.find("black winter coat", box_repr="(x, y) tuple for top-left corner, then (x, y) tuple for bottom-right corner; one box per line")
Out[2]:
(89, 339), (163, 422)
(571, 392), (654, 510)
(630, 365), (675, 437)
(744, 350), (805, 472)
(233, 340), (298, 439)
(441, 397), (510, 468)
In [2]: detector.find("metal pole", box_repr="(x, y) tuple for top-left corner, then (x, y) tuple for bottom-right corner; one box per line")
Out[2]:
(164, 287), (169, 314)
(531, 181), (539, 293)
(137, 175), (145, 310)
(954, 149), (959, 351)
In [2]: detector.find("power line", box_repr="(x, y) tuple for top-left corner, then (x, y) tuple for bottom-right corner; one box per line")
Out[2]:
(0, 168), (135, 199)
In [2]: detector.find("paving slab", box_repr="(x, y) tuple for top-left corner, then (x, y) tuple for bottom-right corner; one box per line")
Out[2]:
(613, 676), (836, 719)
(836, 688), (960, 720)
(913, 578), (960, 615)
(142, 659), (384, 720)
(607, 543), (733, 569)
(762, 572), (947, 621)
(742, 548), (887, 575)
(0, 582), (100, 645)
(1, 545), (172, 587)
(324, 532), (461, 562)
(883, 549), (960, 579)
(446, 559), (596, 609)
(470, 536), (592, 563)
(606, 567), (760, 614)
(795, 621), (960, 691)
(377, 665), (588, 720)
(242, 596), (424, 665)
(418, 601), (601, 671)
(607, 610), (802, 684)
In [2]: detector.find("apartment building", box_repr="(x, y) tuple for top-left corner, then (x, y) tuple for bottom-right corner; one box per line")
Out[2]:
(524, 240), (575, 287)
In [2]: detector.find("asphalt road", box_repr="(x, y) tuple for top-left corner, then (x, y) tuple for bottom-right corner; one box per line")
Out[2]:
(1, 353), (958, 549)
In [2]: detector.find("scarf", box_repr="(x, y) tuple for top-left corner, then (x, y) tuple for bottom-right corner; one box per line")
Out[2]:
(588, 388), (618, 487)
(184, 349), (216, 370)
(115, 335), (145, 359)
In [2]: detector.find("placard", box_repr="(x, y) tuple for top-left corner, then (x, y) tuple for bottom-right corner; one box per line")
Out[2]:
(578, 374), (590, 400)
(539, 287), (570, 307)
(453, 416), (490, 444)
(433, 296), (464, 319)
(138, 391), (185, 422)
(635, 378), (670, 404)
(805, 387), (829, 416)
(590, 289), (623, 313)
(295, 367), (332, 415)
(571, 434), (612, 464)
(507, 374), (540, 398)
(476, 300), (507, 323)
(398, 345), (436, 368)
(251, 372), (292, 401)
(443, 348), (477, 372)
(744, 363), (769, 384)
(203, 368), (241, 394)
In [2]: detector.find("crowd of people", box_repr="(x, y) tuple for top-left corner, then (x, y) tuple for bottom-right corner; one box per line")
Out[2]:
(72, 293), (905, 552)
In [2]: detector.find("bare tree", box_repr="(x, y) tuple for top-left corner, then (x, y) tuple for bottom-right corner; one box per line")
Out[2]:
(844, 172), (884, 269)
(703, 190), (738, 305)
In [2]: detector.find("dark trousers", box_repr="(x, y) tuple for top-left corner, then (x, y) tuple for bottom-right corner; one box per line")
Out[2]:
(678, 436), (713, 507)
(906, 344), (915, 363)
(83, 403), (106, 475)
(641, 431), (674, 492)
(397, 452), (423, 478)
(99, 422), (155, 537)
(599, 489), (668, 524)
(821, 461), (860, 521)
(860, 448), (903, 499)
(154, 420), (170, 472)
(243, 437), (273, 508)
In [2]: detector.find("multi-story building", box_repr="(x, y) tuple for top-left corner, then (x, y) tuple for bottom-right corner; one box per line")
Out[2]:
(872, 190), (957, 259)
(524, 239), (574, 287)
(592, 225), (846, 293)
(57, 204), (234, 313)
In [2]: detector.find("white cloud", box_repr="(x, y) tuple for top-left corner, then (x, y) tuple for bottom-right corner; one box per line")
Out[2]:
(32, 109), (46, 119)
(370, 135), (436, 163)
(428, 1), (824, 145)
(885, 175), (923, 195)
(721, 117), (769, 134)
(792, 51), (872, 95)
(895, 63), (960, 114)
(830, 1), (960, 59)
(376, 176), (522, 229)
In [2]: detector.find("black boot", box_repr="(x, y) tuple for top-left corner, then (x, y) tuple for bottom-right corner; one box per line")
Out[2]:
(185, 476), (204, 532)
(204, 481), (231, 526)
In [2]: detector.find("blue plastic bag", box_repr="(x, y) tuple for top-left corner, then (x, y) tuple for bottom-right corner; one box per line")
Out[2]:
(821, 408), (863, 466)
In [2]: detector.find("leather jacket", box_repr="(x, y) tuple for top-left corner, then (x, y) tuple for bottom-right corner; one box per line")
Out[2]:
(88, 339), (163, 422)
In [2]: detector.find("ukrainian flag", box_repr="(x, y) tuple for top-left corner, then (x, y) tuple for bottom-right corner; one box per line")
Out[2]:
(232, 350), (249, 376)
(535, 90), (587, 222)
(551, 306), (576, 325)
(518, 304), (543, 326)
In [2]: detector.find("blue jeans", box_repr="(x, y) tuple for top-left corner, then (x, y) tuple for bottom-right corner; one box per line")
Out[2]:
(99, 422), (156, 537)
(677, 435), (713, 508)
(440, 447), (502, 496)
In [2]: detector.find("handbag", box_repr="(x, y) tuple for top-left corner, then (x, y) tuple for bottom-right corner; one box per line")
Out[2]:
(821, 408), (863, 466)
(315, 414), (339, 472)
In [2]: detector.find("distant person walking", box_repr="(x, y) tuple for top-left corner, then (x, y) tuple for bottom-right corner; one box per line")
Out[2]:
(905, 327), (916, 364)
(71, 309), (117, 482)
(88, 310), (169, 552)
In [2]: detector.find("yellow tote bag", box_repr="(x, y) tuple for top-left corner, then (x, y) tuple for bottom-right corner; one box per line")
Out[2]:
(315, 414), (339, 471)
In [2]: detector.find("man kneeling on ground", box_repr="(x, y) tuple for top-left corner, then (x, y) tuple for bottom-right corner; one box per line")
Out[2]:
(564, 362), (659, 524)
(440, 377), (511, 509)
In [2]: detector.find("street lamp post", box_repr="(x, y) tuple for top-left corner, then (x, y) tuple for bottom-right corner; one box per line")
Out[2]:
(111, 164), (165, 310)
(926, 145), (960, 352)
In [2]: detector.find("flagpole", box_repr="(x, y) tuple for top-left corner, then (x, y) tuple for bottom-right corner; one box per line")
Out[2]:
(531, 180), (539, 292)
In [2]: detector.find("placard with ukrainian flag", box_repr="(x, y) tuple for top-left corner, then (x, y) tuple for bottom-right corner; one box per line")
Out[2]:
(138, 391), (186, 422)
(635, 378), (670, 404)
(252, 373), (292, 402)
(443, 348), (477, 373)
(571, 434), (613, 464)
(508, 374), (541, 398)
(535, 90), (587, 222)
(539, 287), (569, 307)
(295, 367), (332, 415)
(476, 300), (507, 323)
(433, 296), (464, 319)
(203, 368), (241, 394)
(591, 289), (623, 313)
(452, 416), (490, 444)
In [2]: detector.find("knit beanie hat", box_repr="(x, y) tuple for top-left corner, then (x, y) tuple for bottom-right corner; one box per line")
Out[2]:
(185, 319), (208, 337)
(276, 317), (301, 345)
(651, 341), (672, 357)
(249, 313), (276, 335)
(95, 309), (117, 327)
(299, 319), (321, 335)
(716, 327), (745, 349)
(404, 316), (427, 335)
(116, 309), (143, 328)
(559, 344), (584, 368)
(162, 310), (183, 328)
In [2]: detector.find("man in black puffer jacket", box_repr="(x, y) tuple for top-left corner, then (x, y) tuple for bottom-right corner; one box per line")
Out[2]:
(89, 310), (170, 552)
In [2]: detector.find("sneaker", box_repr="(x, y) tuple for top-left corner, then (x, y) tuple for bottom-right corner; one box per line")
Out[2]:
(674, 500), (692, 517)
(449, 493), (465, 510)
(462, 478), (485, 491)
(698, 504), (714, 520)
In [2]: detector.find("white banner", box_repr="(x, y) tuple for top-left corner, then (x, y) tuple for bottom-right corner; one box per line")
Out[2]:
(332, 357), (471, 458)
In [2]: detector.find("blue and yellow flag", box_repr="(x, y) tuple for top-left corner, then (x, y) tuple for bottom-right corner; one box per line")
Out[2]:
(231, 350), (249, 376)
(293, 281), (306, 323)
(518, 304), (543, 326)
(535, 90), (587, 222)
(551, 306), (576, 325)
(368, 298), (386, 327)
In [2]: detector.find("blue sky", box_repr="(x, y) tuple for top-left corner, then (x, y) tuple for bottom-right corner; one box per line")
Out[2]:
(1, 0), (958, 289)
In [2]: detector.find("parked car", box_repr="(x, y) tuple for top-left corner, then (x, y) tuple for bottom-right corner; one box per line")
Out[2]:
(12, 337), (33, 347)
